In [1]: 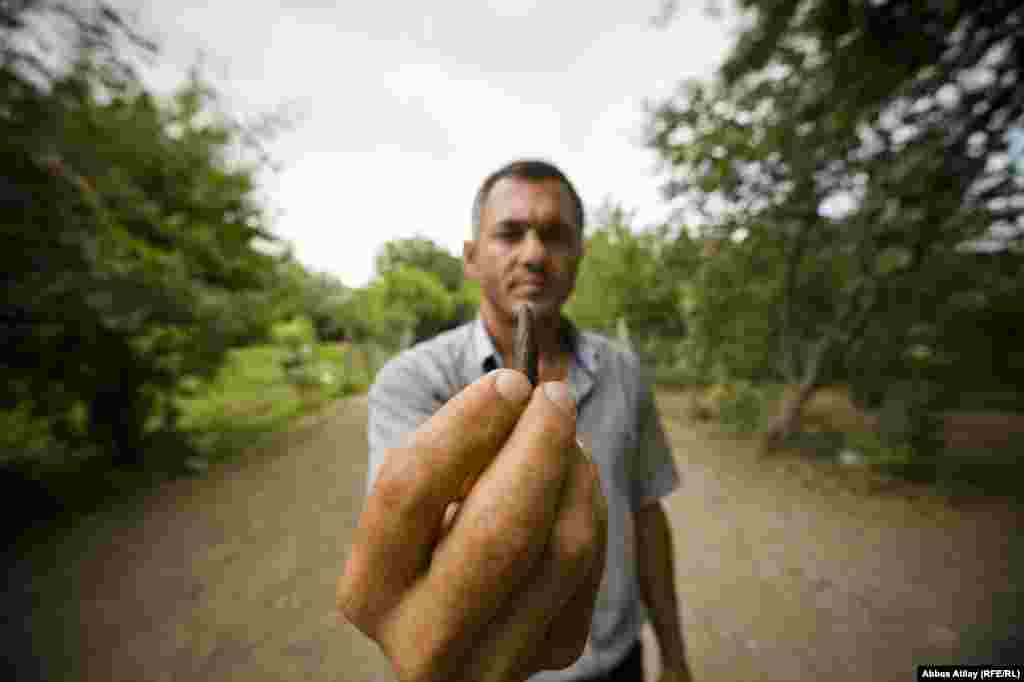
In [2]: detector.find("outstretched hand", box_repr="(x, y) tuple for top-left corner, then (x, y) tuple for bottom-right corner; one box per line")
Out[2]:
(337, 369), (607, 682)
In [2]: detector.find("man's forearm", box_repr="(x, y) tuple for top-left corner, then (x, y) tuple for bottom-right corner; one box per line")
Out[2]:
(635, 500), (687, 670)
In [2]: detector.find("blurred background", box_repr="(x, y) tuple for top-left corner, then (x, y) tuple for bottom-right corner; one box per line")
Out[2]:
(2, 1), (1022, 680)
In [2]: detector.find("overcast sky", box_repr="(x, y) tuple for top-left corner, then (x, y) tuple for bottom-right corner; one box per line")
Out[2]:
(119, 1), (739, 288)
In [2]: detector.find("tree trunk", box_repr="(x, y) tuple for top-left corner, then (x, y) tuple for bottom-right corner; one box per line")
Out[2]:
(762, 336), (829, 454)
(761, 381), (818, 454)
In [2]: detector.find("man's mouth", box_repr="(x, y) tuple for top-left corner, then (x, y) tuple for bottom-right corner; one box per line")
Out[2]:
(519, 277), (547, 289)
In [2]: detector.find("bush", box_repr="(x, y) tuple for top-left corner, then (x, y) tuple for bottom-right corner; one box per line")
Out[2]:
(271, 316), (318, 348)
(843, 429), (915, 470)
(654, 364), (704, 387)
(716, 381), (784, 434)
(836, 378), (945, 481)
(3, 50), (281, 475)
(873, 380), (944, 481)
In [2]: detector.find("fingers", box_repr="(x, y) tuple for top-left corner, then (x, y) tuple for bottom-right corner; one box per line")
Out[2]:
(462, 438), (606, 681)
(378, 381), (578, 681)
(538, 538), (607, 670)
(338, 369), (532, 634)
(533, 439), (607, 673)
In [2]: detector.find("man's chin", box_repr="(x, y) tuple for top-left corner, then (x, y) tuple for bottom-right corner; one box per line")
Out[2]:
(507, 294), (561, 319)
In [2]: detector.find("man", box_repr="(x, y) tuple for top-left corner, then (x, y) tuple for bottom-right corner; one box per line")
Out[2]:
(338, 160), (693, 681)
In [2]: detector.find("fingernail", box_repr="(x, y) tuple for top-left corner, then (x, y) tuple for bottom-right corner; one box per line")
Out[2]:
(542, 381), (575, 416)
(494, 369), (531, 403)
(441, 501), (460, 536)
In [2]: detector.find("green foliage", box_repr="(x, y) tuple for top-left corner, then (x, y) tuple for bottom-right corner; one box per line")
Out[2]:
(373, 236), (480, 341)
(314, 342), (385, 397)
(264, 256), (352, 342)
(1, 2), (283, 494)
(380, 264), (454, 324)
(843, 429), (915, 470)
(271, 316), (321, 386)
(648, 0), (1024, 460)
(653, 361), (705, 388)
(678, 234), (781, 383)
(177, 342), (387, 459)
(257, 236), (480, 353)
(716, 381), (784, 435)
(369, 264), (457, 343)
(453, 277), (482, 322)
(566, 202), (691, 370)
(375, 235), (464, 293)
(337, 285), (405, 344)
(271, 316), (318, 348)
(836, 378), (945, 481)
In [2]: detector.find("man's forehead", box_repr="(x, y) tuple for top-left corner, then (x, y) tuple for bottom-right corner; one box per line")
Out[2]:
(483, 176), (576, 226)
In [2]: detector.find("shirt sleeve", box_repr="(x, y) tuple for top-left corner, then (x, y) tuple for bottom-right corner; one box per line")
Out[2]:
(630, 365), (681, 510)
(365, 353), (443, 497)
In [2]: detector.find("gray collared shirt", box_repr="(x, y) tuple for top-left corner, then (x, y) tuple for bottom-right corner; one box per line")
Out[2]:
(366, 317), (680, 680)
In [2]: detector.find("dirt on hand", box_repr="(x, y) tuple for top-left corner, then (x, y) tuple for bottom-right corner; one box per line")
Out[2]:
(66, 391), (1023, 682)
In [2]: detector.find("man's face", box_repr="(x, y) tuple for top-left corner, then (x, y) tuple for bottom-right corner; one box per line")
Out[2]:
(465, 176), (584, 323)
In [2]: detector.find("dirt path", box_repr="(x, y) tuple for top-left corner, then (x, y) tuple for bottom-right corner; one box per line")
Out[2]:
(73, 392), (1023, 682)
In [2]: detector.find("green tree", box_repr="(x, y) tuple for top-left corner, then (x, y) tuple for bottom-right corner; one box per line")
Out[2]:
(649, 0), (1023, 453)
(266, 254), (352, 341)
(567, 202), (689, 366)
(375, 235), (464, 293)
(673, 233), (780, 384)
(374, 236), (478, 334)
(452, 276), (482, 326)
(2, 5), (282, 479)
(372, 265), (456, 344)
(338, 285), (411, 345)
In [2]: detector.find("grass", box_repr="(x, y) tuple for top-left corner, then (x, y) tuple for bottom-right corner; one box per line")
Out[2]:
(175, 342), (384, 464)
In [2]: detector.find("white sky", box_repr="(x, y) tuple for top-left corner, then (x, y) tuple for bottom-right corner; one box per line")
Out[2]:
(116, 1), (738, 287)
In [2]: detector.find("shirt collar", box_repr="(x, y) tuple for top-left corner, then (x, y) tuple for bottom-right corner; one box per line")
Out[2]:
(466, 313), (601, 404)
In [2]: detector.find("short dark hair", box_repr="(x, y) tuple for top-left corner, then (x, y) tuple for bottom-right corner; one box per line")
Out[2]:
(471, 159), (585, 238)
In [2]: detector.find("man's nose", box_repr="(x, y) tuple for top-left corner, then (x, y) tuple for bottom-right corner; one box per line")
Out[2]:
(520, 230), (547, 268)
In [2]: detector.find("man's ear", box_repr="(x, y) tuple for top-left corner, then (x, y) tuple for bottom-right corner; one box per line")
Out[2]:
(463, 240), (479, 280)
